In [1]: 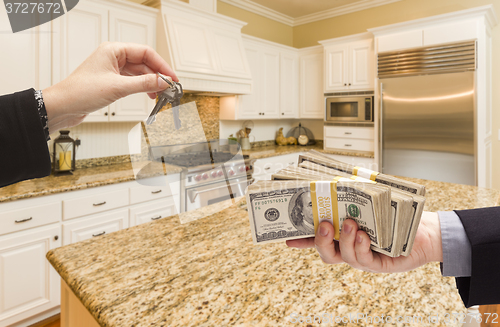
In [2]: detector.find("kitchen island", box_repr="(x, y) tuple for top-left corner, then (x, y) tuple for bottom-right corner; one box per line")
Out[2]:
(46, 178), (499, 327)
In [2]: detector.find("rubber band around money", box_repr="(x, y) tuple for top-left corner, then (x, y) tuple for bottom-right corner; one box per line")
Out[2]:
(311, 181), (340, 240)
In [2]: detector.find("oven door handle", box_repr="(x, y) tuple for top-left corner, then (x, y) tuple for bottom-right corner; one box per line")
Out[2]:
(187, 179), (253, 203)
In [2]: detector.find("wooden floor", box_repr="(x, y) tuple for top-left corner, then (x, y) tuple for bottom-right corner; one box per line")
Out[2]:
(28, 314), (60, 327)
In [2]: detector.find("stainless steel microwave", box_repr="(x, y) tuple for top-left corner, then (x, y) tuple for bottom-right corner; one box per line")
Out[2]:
(325, 92), (374, 123)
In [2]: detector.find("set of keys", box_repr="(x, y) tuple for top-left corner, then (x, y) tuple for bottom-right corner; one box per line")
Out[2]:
(146, 73), (184, 129)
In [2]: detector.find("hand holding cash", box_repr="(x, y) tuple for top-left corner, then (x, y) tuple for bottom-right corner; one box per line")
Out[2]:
(246, 150), (443, 273)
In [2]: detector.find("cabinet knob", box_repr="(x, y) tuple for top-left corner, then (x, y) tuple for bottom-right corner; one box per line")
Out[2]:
(105, 112), (108, 116)
(282, 113), (284, 115)
(54, 235), (59, 241)
(349, 83), (351, 86)
(344, 83), (347, 86)
(112, 112), (116, 116)
(262, 113), (265, 116)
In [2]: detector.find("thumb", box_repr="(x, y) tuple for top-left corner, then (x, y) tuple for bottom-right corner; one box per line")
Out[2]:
(118, 73), (171, 97)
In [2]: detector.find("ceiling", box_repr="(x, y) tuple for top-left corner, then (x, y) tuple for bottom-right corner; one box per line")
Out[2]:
(249, 0), (367, 18)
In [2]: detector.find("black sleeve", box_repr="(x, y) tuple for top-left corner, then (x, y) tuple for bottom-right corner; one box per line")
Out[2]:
(454, 207), (500, 307)
(0, 89), (52, 188)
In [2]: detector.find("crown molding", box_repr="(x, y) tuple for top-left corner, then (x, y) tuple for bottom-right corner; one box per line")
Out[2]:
(219, 0), (294, 26)
(219, 0), (402, 27)
(294, 0), (401, 26)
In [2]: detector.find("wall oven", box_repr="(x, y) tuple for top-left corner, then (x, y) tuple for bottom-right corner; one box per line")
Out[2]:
(325, 92), (374, 123)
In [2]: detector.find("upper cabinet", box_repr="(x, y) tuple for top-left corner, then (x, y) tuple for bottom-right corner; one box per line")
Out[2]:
(0, 6), (51, 95)
(320, 33), (374, 92)
(298, 46), (324, 119)
(158, 0), (252, 94)
(52, 0), (157, 122)
(220, 35), (298, 120)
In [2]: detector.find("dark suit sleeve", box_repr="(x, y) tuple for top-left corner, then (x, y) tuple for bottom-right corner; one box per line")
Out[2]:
(454, 207), (500, 307)
(0, 89), (51, 187)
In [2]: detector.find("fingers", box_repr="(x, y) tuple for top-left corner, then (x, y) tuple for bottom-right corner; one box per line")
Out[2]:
(314, 222), (343, 264)
(114, 43), (178, 82)
(354, 230), (381, 270)
(120, 62), (156, 76)
(286, 238), (314, 249)
(338, 219), (358, 264)
(118, 73), (171, 97)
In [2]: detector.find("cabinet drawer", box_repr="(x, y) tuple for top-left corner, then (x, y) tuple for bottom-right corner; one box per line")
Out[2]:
(129, 184), (175, 205)
(325, 137), (374, 152)
(63, 188), (129, 220)
(0, 202), (61, 236)
(252, 153), (302, 176)
(324, 126), (374, 139)
(62, 209), (129, 245)
(129, 197), (177, 226)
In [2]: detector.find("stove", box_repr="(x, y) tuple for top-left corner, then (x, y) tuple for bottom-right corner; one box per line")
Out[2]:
(148, 142), (254, 213)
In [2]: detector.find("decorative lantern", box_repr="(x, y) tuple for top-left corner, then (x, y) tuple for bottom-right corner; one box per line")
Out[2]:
(52, 130), (76, 174)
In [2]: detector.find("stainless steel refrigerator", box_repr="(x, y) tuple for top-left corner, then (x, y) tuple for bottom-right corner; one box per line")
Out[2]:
(379, 71), (476, 185)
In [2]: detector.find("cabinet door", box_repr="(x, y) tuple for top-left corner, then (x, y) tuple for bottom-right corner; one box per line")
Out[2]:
(212, 28), (252, 79)
(324, 45), (348, 92)
(261, 49), (280, 118)
(129, 197), (177, 226)
(237, 46), (262, 119)
(280, 52), (299, 118)
(53, 1), (109, 121)
(109, 9), (155, 121)
(62, 209), (128, 245)
(299, 51), (324, 119)
(349, 40), (374, 90)
(0, 7), (51, 94)
(0, 225), (61, 327)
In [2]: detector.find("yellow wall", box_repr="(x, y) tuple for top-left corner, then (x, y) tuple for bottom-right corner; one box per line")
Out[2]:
(216, 1), (293, 46)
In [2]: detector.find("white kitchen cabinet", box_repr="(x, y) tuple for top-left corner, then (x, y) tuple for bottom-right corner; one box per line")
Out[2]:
(252, 153), (304, 180)
(0, 225), (61, 327)
(376, 29), (423, 53)
(320, 33), (374, 92)
(62, 209), (129, 246)
(324, 125), (374, 153)
(298, 46), (324, 119)
(280, 51), (299, 118)
(220, 35), (298, 120)
(129, 197), (177, 226)
(52, 0), (157, 122)
(0, 5), (51, 95)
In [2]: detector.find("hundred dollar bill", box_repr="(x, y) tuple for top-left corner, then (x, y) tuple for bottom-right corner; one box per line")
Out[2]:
(278, 163), (425, 257)
(246, 180), (392, 248)
(299, 150), (426, 196)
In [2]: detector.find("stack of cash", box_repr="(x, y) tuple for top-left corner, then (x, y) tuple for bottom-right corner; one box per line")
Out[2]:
(245, 152), (426, 257)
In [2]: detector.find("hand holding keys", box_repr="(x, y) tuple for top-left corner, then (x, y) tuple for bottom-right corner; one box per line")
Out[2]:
(146, 73), (184, 128)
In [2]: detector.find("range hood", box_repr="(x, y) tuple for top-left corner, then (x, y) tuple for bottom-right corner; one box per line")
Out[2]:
(156, 0), (252, 95)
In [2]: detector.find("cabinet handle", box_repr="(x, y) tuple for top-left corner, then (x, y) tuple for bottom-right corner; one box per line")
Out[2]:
(151, 215), (162, 220)
(344, 83), (347, 86)
(289, 162), (295, 165)
(15, 217), (33, 223)
(92, 231), (106, 237)
(151, 190), (162, 194)
(345, 132), (352, 135)
(112, 112), (116, 116)
(264, 167), (271, 170)
(104, 112), (108, 116)
(282, 113), (284, 115)
(345, 144), (352, 147)
(93, 201), (107, 206)
(54, 235), (59, 241)
(262, 113), (265, 116)
(349, 83), (351, 86)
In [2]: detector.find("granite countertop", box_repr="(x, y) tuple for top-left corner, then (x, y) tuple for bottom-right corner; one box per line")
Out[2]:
(47, 178), (499, 327)
(0, 161), (184, 203)
(243, 143), (374, 160)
